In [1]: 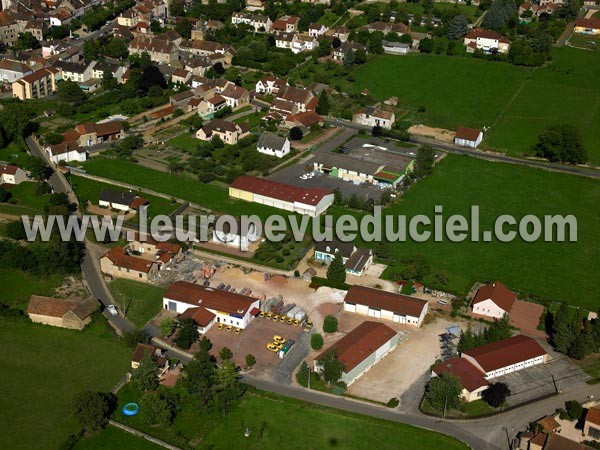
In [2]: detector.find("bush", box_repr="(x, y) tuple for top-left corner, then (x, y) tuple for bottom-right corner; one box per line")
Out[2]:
(311, 333), (324, 350)
(386, 397), (400, 408)
(323, 315), (338, 333)
(565, 400), (583, 421)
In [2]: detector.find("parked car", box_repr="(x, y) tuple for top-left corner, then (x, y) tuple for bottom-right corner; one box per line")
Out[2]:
(437, 299), (448, 305)
(226, 325), (234, 331)
(266, 343), (279, 352)
(218, 323), (225, 330)
(106, 305), (118, 316)
(273, 335), (286, 344)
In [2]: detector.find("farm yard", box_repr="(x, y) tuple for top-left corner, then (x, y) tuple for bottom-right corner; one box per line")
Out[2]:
(354, 47), (600, 165)
(372, 155), (600, 309)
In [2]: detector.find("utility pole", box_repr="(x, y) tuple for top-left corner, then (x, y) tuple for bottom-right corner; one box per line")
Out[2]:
(443, 394), (447, 419)
(307, 365), (311, 390)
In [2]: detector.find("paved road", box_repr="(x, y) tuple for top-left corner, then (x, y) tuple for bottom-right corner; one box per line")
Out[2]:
(323, 119), (600, 179)
(26, 136), (135, 335)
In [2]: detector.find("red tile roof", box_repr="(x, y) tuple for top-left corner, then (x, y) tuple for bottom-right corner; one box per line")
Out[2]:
(132, 343), (157, 363)
(316, 321), (396, 372)
(472, 281), (516, 313)
(102, 246), (156, 273)
(0, 164), (19, 176)
(455, 127), (482, 142)
(432, 357), (489, 392)
(164, 281), (256, 317)
(344, 285), (428, 318)
(463, 335), (547, 372)
(465, 28), (502, 40)
(537, 415), (561, 433)
(129, 197), (149, 210)
(545, 434), (593, 450)
(576, 17), (600, 30)
(230, 175), (332, 206)
(288, 110), (323, 127)
(179, 306), (216, 327)
(586, 407), (600, 426)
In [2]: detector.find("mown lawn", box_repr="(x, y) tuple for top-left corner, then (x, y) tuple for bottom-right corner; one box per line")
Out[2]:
(0, 268), (64, 309)
(81, 158), (282, 218)
(109, 279), (166, 328)
(74, 426), (162, 450)
(0, 316), (131, 450)
(167, 132), (198, 152)
(113, 385), (468, 450)
(69, 173), (181, 219)
(8, 182), (52, 211)
(354, 48), (600, 164)
(372, 155), (600, 308)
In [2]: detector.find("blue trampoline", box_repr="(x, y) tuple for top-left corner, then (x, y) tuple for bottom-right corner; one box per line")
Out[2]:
(122, 402), (139, 416)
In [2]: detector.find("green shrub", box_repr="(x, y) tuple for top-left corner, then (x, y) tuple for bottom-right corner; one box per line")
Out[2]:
(386, 398), (400, 408)
(323, 315), (338, 333)
(311, 333), (324, 350)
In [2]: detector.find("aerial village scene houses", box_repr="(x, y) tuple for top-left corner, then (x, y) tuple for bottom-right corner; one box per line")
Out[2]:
(2, 0), (600, 448)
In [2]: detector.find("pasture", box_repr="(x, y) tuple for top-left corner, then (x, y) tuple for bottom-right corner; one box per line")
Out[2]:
(354, 48), (600, 164)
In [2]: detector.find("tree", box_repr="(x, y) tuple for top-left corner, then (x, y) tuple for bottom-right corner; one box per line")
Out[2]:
(29, 158), (52, 181)
(73, 391), (117, 432)
(58, 80), (86, 106)
(139, 388), (178, 426)
(413, 145), (435, 178)
(426, 374), (462, 412)
(289, 126), (303, 141)
(14, 32), (40, 50)
(4, 221), (25, 240)
(45, 132), (64, 145)
(175, 18), (193, 39)
(160, 317), (175, 337)
(533, 124), (588, 164)
(552, 303), (575, 354)
(100, 69), (118, 91)
(343, 48), (355, 67)
(354, 48), (367, 64)
(419, 37), (434, 53)
(174, 317), (197, 349)
(326, 252), (346, 285)
(565, 400), (583, 421)
(245, 354), (256, 368)
(319, 350), (345, 385)
(181, 346), (215, 411)
(447, 15), (469, 40)
(139, 65), (167, 92)
(318, 38), (332, 57)
(123, 328), (150, 349)
(311, 333), (324, 350)
(316, 91), (330, 115)
(296, 361), (310, 387)
(323, 315), (338, 333)
(131, 352), (159, 391)
(482, 382), (511, 407)
(213, 358), (244, 414)
(219, 346), (233, 361)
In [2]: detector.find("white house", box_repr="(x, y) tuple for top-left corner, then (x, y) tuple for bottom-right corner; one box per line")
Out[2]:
(454, 127), (483, 148)
(353, 107), (395, 130)
(464, 28), (510, 54)
(255, 76), (287, 95)
(163, 281), (260, 331)
(308, 23), (328, 38)
(54, 60), (97, 83)
(196, 119), (250, 145)
(471, 281), (516, 319)
(432, 357), (490, 402)
(343, 285), (429, 327)
(314, 321), (399, 386)
(256, 133), (291, 158)
(0, 59), (32, 83)
(382, 40), (410, 55)
(231, 12), (272, 32)
(212, 217), (260, 252)
(0, 164), (27, 185)
(229, 175), (334, 217)
(313, 239), (373, 276)
(462, 334), (548, 379)
(98, 188), (137, 211)
(45, 142), (87, 165)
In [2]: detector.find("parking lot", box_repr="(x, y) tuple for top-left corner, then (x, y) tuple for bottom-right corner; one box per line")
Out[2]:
(267, 159), (384, 200)
(497, 350), (591, 406)
(204, 314), (306, 377)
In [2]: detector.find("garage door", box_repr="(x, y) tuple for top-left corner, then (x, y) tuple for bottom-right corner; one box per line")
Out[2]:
(345, 303), (356, 313)
(168, 301), (177, 312)
(368, 308), (381, 318)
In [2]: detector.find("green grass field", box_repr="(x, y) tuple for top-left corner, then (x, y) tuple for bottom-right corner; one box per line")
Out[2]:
(373, 155), (600, 308)
(354, 48), (600, 164)
(0, 317), (131, 450)
(74, 426), (162, 450)
(69, 174), (180, 219)
(114, 385), (468, 449)
(81, 158), (281, 218)
(109, 279), (166, 328)
(167, 132), (198, 152)
(0, 268), (64, 309)
(8, 182), (51, 211)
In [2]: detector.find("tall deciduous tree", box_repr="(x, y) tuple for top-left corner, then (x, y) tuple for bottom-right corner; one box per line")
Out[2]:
(533, 124), (587, 164)
(482, 382), (511, 407)
(447, 15), (469, 40)
(73, 391), (117, 432)
(426, 374), (462, 412)
(316, 91), (330, 115)
(131, 352), (159, 391)
(319, 350), (345, 385)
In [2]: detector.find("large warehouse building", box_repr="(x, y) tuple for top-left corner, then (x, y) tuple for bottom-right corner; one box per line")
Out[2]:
(431, 334), (548, 402)
(163, 281), (260, 332)
(343, 285), (429, 327)
(314, 321), (398, 386)
(229, 175), (334, 216)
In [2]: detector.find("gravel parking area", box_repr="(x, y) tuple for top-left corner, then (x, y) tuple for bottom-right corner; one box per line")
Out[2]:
(204, 315), (305, 377)
(345, 315), (459, 405)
